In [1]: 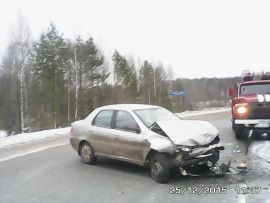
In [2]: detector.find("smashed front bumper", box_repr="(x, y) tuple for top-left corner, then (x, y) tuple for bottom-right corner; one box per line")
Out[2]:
(173, 143), (224, 167)
(172, 143), (230, 176)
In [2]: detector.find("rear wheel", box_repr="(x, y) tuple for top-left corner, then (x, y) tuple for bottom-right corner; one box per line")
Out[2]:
(79, 142), (97, 164)
(234, 124), (244, 139)
(150, 154), (170, 183)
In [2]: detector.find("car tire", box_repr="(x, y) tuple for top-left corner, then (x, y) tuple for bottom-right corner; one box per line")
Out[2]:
(79, 142), (97, 164)
(150, 154), (170, 183)
(234, 124), (244, 140)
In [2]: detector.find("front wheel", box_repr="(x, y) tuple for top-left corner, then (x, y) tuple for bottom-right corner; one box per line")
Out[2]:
(234, 124), (244, 140)
(150, 154), (170, 183)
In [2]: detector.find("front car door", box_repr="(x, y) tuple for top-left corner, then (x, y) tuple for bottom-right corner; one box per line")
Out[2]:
(111, 110), (143, 164)
(89, 110), (114, 156)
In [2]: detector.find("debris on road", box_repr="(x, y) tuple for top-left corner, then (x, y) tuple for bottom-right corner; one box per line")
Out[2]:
(237, 160), (248, 170)
(180, 161), (231, 177)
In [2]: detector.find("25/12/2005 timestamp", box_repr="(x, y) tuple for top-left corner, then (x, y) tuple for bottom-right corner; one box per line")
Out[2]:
(169, 187), (227, 195)
(169, 186), (261, 195)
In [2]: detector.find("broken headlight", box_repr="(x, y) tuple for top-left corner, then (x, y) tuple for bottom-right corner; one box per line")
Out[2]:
(180, 147), (192, 152)
(175, 147), (191, 160)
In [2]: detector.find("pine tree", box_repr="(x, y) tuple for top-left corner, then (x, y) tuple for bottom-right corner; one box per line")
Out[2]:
(72, 37), (108, 118)
(32, 24), (70, 128)
(112, 50), (138, 102)
(139, 60), (154, 104)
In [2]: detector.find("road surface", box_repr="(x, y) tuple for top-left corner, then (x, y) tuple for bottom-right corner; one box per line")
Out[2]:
(0, 111), (270, 203)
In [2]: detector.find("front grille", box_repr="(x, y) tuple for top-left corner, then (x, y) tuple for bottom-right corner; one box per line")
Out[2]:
(249, 103), (270, 119)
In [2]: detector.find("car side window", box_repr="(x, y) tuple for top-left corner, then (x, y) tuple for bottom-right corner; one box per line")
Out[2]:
(115, 111), (140, 133)
(93, 110), (113, 128)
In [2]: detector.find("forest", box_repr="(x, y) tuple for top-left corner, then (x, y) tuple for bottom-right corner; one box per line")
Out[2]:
(0, 21), (240, 135)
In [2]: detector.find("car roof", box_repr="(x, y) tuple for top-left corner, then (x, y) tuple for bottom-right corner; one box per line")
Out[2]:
(97, 104), (162, 111)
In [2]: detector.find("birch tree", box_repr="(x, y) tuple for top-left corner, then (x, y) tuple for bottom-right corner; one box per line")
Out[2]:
(0, 13), (32, 134)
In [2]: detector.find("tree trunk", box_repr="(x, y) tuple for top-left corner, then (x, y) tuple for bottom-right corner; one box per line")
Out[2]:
(153, 69), (156, 104)
(54, 70), (57, 129)
(67, 62), (70, 125)
(148, 83), (151, 104)
(74, 43), (78, 120)
(20, 64), (24, 133)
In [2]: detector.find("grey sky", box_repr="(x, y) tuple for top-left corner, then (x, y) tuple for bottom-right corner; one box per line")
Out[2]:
(1, 0), (270, 78)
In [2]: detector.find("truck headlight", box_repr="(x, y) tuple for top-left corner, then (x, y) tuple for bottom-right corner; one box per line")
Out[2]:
(233, 103), (249, 118)
(237, 106), (248, 114)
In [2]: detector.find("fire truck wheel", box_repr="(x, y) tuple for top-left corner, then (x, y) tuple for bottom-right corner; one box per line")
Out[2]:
(234, 124), (244, 139)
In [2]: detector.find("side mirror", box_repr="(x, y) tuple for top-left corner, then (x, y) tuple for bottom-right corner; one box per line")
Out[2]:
(136, 128), (141, 134)
(127, 125), (141, 134)
(228, 87), (237, 98)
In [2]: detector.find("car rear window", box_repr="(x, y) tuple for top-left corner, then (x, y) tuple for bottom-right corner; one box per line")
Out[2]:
(93, 110), (113, 128)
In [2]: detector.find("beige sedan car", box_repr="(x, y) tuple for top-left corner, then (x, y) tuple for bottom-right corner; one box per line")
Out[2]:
(70, 104), (224, 183)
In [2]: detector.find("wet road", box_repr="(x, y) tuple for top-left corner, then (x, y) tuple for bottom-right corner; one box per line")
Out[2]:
(0, 111), (270, 203)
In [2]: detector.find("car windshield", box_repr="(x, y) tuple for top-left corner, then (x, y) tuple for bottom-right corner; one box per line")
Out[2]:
(240, 83), (270, 95)
(134, 108), (179, 128)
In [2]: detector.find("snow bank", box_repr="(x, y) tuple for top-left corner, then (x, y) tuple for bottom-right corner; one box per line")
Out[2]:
(176, 107), (230, 117)
(0, 127), (70, 148)
(0, 130), (7, 138)
(250, 141), (270, 161)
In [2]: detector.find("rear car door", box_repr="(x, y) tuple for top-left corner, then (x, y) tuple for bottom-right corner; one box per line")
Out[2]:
(90, 110), (114, 156)
(112, 110), (143, 162)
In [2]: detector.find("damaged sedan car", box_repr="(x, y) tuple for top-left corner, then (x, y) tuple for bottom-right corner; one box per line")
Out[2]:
(70, 104), (224, 183)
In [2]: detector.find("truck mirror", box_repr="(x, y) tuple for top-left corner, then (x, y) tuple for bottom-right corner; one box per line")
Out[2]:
(228, 87), (237, 97)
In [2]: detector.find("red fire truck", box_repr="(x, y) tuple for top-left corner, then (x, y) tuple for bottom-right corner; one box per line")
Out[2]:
(229, 71), (270, 139)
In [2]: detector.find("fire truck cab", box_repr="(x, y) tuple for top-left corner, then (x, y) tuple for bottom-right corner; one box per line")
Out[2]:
(229, 71), (270, 139)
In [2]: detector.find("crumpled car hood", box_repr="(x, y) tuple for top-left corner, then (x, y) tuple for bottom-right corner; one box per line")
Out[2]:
(156, 120), (219, 146)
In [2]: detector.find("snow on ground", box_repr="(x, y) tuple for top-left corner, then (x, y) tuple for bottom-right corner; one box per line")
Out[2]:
(176, 107), (230, 117)
(0, 127), (70, 148)
(250, 141), (270, 161)
(0, 130), (7, 138)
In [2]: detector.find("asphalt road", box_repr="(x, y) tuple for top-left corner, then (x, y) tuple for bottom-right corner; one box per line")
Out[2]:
(0, 111), (270, 203)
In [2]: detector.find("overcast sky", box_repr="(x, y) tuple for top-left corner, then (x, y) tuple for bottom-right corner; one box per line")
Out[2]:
(1, 0), (270, 78)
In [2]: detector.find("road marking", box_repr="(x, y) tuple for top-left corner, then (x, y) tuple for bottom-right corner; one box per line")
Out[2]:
(0, 142), (69, 162)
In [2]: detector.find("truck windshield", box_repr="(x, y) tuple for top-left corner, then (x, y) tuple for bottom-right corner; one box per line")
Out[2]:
(240, 83), (270, 95)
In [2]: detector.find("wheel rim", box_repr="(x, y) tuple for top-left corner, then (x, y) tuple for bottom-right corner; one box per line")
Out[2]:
(81, 144), (91, 160)
(152, 161), (163, 177)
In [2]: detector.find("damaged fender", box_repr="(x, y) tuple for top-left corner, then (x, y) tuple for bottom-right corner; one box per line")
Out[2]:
(142, 135), (174, 162)
(149, 137), (174, 153)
